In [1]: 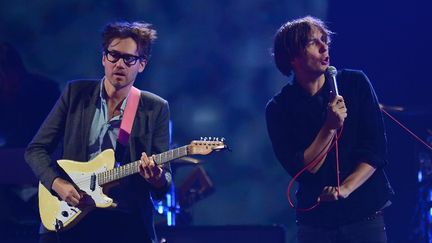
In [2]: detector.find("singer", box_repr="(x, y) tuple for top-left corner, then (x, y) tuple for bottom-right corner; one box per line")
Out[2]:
(266, 16), (394, 243)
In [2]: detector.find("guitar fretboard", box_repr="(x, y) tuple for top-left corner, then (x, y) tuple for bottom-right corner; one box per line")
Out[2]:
(97, 145), (188, 185)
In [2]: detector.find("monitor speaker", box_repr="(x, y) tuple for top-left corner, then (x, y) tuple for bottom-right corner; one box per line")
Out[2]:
(156, 225), (286, 243)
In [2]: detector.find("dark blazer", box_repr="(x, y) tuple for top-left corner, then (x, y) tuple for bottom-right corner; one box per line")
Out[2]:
(25, 79), (171, 240)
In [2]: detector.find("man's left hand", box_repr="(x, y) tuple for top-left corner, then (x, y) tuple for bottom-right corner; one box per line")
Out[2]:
(139, 152), (166, 188)
(319, 185), (351, 202)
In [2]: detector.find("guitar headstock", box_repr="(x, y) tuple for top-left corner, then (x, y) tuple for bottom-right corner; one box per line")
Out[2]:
(188, 137), (227, 155)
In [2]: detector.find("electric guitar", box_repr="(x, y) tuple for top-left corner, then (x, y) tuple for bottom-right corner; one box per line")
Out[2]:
(38, 139), (227, 231)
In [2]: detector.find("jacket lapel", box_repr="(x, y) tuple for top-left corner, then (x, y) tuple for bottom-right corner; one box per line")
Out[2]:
(81, 83), (100, 159)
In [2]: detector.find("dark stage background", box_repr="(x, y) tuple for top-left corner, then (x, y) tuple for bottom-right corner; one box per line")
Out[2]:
(1, 1), (431, 242)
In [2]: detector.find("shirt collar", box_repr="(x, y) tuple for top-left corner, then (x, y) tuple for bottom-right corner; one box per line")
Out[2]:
(290, 74), (332, 100)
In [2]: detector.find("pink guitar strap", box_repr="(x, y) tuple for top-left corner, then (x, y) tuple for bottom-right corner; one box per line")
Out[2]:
(118, 86), (140, 146)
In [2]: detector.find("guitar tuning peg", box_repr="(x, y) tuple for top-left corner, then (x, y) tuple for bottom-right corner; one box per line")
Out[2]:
(200, 137), (203, 140)
(213, 137), (216, 141)
(215, 137), (219, 141)
(221, 137), (225, 142)
(203, 137), (207, 141)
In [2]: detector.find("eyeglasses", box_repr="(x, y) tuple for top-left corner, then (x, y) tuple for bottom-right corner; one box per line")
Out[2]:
(104, 49), (145, 67)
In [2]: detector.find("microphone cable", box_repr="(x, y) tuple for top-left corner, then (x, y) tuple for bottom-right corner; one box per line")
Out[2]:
(381, 108), (432, 151)
(286, 127), (344, 212)
(287, 107), (432, 212)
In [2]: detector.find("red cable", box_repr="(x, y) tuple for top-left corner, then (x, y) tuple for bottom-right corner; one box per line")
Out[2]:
(288, 107), (432, 212)
(381, 108), (432, 152)
(286, 127), (343, 211)
(335, 131), (341, 194)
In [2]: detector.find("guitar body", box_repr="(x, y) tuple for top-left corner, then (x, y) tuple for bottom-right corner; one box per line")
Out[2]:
(39, 149), (116, 231)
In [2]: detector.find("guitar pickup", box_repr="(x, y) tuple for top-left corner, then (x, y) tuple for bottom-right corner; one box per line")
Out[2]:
(90, 173), (96, 191)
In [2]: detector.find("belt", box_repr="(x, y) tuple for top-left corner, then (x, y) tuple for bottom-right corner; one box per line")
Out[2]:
(297, 210), (384, 229)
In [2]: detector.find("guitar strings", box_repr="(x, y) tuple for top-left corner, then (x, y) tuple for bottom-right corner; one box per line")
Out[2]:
(68, 146), (188, 186)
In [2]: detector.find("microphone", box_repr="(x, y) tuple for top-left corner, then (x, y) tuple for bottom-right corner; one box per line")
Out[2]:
(326, 66), (339, 96)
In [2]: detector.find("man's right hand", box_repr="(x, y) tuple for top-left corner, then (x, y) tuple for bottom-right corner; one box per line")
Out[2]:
(325, 95), (347, 130)
(51, 177), (82, 206)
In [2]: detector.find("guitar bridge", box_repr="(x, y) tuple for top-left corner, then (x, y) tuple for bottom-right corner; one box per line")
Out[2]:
(55, 219), (63, 231)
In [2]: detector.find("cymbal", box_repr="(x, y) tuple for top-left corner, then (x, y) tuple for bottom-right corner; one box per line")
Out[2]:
(380, 103), (432, 116)
(171, 156), (202, 165)
(379, 103), (404, 112)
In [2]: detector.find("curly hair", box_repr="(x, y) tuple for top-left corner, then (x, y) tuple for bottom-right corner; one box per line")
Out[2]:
(102, 21), (157, 59)
(273, 16), (333, 76)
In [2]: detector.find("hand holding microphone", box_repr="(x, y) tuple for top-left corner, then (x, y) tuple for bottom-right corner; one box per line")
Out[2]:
(326, 66), (339, 96)
(325, 66), (347, 130)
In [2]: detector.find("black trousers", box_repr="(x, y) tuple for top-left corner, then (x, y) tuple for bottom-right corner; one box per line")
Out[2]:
(297, 212), (387, 243)
(39, 209), (152, 243)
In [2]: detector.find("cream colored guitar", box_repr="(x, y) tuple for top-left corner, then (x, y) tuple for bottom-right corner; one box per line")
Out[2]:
(39, 139), (226, 231)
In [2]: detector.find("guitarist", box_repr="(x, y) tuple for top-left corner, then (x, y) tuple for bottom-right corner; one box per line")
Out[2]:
(25, 21), (171, 243)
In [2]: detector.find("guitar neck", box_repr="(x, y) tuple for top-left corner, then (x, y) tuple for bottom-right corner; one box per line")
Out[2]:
(97, 145), (188, 185)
